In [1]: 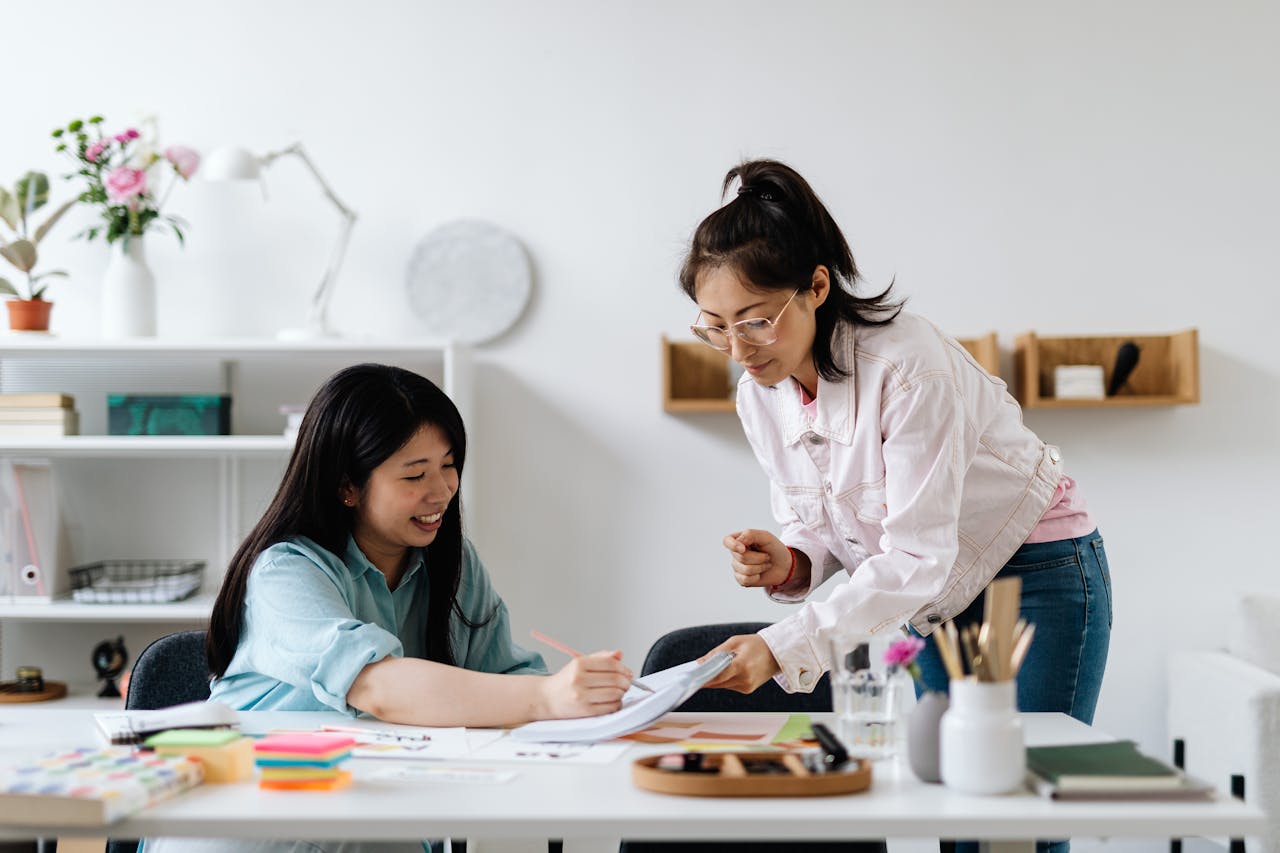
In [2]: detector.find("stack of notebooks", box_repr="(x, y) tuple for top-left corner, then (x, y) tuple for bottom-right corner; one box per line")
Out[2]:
(254, 733), (355, 791)
(1026, 740), (1214, 800)
(0, 746), (204, 825)
(0, 392), (79, 437)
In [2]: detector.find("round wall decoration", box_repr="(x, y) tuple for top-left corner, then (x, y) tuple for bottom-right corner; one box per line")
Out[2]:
(405, 219), (533, 344)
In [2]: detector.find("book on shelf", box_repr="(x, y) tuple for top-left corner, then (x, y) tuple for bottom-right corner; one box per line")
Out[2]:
(0, 393), (74, 409)
(0, 410), (79, 437)
(0, 746), (204, 826)
(1025, 740), (1214, 800)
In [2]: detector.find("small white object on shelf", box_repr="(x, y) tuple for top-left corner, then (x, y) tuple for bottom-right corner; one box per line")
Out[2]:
(1053, 365), (1105, 399)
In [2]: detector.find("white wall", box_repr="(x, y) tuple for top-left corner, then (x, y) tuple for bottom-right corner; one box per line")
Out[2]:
(2, 0), (1278, 769)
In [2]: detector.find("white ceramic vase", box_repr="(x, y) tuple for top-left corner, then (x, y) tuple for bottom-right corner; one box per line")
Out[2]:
(939, 678), (1025, 794)
(101, 236), (156, 338)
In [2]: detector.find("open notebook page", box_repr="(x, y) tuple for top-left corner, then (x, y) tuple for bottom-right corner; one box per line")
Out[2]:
(509, 651), (733, 743)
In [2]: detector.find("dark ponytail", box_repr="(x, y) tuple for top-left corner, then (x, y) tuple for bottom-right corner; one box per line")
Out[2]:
(679, 159), (902, 380)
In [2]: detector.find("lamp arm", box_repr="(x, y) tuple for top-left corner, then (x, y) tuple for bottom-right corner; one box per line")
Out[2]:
(263, 143), (358, 334)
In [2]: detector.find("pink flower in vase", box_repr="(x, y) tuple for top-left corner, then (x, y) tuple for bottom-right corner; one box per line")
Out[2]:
(105, 167), (147, 203)
(85, 140), (108, 163)
(885, 636), (926, 683)
(163, 145), (201, 180)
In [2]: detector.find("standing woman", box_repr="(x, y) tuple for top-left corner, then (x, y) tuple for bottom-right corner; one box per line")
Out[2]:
(683, 160), (1111, 738)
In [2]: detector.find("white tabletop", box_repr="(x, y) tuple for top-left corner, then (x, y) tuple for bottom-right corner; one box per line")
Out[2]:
(0, 708), (1264, 844)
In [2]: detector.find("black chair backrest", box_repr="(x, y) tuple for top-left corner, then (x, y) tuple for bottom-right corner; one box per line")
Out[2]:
(642, 622), (832, 713)
(125, 629), (212, 710)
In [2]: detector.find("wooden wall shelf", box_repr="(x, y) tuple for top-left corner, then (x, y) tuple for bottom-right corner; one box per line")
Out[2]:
(662, 331), (1002, 413)
(1014, 329), (1199, 409)
(957, 333), (999, 377)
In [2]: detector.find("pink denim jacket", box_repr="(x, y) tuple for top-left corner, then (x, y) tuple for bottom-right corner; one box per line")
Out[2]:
(740, 313), (1063, 693)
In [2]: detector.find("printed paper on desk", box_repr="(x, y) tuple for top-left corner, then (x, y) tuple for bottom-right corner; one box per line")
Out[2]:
(510, 651), (733, 743)
(317, 721), (470, 761)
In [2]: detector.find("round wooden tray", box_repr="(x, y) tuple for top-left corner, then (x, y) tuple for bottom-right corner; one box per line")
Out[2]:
(632, 752), (872, 797)
(0, 679), (68, 703)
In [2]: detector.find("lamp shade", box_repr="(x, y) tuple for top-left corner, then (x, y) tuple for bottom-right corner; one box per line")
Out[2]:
(202, 147), (262, 181)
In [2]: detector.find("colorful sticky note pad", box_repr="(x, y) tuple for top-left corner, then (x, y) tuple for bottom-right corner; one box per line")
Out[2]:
(254, 734), (355, 755)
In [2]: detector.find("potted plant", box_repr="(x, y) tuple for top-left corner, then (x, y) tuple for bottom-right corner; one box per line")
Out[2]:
(0, 171), (75, 332)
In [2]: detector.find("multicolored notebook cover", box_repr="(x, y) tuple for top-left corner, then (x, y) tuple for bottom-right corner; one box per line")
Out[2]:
(0, 747), (204, 826)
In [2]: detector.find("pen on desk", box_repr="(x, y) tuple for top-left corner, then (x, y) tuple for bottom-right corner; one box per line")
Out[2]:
(529, 630), (656, 694)
(809, 722), (849, 771)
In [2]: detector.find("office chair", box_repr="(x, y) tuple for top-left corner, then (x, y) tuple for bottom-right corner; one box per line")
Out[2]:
(108, 630), (213, 853)
(618, 622), (886, 853)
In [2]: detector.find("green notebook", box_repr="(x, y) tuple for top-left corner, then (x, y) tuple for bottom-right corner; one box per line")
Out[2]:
(1026, 740), (1182, 792)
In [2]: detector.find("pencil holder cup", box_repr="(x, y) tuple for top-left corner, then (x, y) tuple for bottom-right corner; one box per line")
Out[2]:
(939, 678), (1024, 795)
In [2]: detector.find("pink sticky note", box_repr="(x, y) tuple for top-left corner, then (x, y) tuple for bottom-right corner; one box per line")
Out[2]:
(254, 733), (357, 755)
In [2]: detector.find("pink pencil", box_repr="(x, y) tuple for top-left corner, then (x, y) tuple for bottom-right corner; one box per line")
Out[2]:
(530, 630), (655, 694)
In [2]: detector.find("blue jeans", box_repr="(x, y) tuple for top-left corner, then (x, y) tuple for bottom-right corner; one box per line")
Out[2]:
(914, 529), (1112, 853)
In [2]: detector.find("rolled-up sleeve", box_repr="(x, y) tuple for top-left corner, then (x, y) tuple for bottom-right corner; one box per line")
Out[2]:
(241, 552), (403, 712)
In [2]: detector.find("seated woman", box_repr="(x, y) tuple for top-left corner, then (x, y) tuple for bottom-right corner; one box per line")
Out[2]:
(146, 363), (631, 853)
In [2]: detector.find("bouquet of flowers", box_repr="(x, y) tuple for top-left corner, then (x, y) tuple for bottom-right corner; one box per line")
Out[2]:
(51, 116), (200, 245)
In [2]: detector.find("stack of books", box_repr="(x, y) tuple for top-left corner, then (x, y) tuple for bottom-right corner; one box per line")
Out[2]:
(0, 392), (79, 437)
(0, 746), (204, 826)
(1026, 740), (1214, 800)
(254, 733), (355, 791)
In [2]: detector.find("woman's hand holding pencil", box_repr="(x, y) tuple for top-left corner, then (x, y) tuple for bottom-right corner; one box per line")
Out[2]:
(530, 630), (653, 720)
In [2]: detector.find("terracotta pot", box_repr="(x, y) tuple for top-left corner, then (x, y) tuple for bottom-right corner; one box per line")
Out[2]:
(6, 299), (53, 332)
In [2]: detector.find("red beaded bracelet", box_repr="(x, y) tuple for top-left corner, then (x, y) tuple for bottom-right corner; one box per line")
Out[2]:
(778, 547), (797, 587)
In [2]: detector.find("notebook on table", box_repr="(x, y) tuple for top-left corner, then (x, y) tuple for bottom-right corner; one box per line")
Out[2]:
(510, 651), (734, 743)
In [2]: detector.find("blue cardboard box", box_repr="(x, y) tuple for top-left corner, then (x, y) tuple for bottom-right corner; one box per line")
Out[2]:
(107, 395), (232, 436)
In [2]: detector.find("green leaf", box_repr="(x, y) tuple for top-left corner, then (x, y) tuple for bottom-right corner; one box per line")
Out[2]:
(31, 270), (68, 283)
(0, 276), (18, 297)
(0, 186), (17, 231)
(15, 172), (50, 216)
(0, 239), (37, 273)
(33, 199), (76, 245)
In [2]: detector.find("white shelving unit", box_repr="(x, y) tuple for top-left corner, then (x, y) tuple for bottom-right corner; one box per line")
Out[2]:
(0, 337), (473, 682)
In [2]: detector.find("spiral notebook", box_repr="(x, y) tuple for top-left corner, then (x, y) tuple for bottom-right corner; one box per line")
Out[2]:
(510, 651), (734, 743)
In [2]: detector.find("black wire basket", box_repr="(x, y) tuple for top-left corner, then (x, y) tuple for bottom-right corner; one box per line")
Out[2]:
(69, 559), (205, 604)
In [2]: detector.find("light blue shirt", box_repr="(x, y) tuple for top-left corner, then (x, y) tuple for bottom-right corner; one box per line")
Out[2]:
(210, 535), (546, 713)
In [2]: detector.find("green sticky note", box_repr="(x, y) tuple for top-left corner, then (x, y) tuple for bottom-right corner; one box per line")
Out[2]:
(145, 728), (241, 748)
(773, 713), (814, 744)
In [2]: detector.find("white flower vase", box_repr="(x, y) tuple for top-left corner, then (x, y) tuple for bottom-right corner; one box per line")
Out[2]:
(101, 237), (156, 338)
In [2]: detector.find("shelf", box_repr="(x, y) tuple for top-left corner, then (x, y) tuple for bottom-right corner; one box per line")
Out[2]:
(0, 594), (214, 622)
(662, 331), (1004, 413)
(0, 337), (455, 358)
(662, 336), (737, 413)
(956, 333), (999, 376)
(1014, 329), (1199, 408)
(0, 435), (294, 457)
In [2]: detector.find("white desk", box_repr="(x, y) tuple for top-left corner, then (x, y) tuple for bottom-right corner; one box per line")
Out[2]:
(0, 709), (1264, 850)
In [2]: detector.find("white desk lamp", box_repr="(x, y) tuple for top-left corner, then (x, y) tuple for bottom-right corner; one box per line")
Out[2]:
(203, 143), (356, 340)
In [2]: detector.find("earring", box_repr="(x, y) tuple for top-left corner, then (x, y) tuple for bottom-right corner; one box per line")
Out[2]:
(343, 498), (354, 507)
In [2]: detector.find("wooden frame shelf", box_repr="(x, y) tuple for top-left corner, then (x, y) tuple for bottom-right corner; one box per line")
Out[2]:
(662, 332), (1002, 413)
(957, 333), (999, 377)
(1014, 329), (1199, 408)
(662, 336), (736, 413)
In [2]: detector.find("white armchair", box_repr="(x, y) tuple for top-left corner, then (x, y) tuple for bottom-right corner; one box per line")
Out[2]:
(1168, 594), (1280, 853)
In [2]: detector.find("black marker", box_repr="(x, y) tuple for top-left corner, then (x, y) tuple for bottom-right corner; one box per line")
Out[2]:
(810, 722), (849, 771)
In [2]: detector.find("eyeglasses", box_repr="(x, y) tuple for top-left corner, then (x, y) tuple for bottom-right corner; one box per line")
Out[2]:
(690, 288), (800, 351)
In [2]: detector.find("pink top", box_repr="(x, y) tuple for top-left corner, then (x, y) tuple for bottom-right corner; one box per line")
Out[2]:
(798, 385), (1092, 545)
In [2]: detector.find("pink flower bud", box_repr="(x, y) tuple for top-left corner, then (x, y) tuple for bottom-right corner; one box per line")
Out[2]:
(126, 128), (140, 139)
(163, 145), (201, 180)
(85, 141), (107, 163)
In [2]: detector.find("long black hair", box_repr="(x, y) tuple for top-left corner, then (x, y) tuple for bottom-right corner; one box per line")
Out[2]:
(679, 159), (903, 381)
(207, 363), (474, 677)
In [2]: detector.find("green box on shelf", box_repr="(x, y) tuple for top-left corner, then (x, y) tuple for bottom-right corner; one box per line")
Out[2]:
(107, 394), (232, 436)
